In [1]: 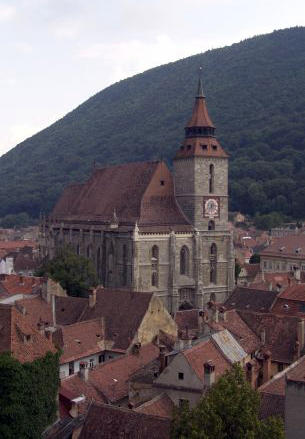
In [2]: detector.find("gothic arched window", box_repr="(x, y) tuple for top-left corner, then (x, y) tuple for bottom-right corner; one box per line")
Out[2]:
(151, 245), (159, 287)
(210, 243), (217, 284)
(107, 243), (114, 286)
(122, 244), (127, 286)
(76, 244), (80, 256)
(180, 246), (190, 275)
(86, 245), (91, 258)
(209, 164), (214, 193)
(208, 220), (215, 231)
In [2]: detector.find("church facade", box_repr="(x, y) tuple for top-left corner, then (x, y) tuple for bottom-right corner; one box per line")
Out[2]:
(40, 78), (235, 313)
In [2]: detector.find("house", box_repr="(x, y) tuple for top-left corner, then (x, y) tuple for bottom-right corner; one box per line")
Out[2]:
(0, 274), (44, 304)
(60, 343), (160, 406)
(78, 402), (170, 439)
(237, 263), (260, 286)
(224, 286), (278, 313)
(260, 234), (305, 273)
(0, 303), (56, 363)
(153, 330), (247, 408)
(135, 393), (175, 419)
(271, 283), (305, 317)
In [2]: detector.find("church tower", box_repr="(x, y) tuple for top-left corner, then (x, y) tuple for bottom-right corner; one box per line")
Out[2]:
(173, 74), (229, 232)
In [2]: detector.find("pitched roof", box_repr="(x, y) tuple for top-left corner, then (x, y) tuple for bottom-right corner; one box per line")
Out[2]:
(183, 337), (231, 381)
(224, 287), (278, 312)
(258, 355), (305, 419)
(241, 263), (260, 278)
(0, 240), (36, 251)
(79, 402), (171, 439)
(15, 295), (53, 329)
(78, 288), (154, 350)
(278, 283), (305, 301)
(174, 309), (199, 332)
(238, 310), (300, 363)
(0, 303), (56, 363)
(57, 319), (106, 364)
(209, 310), (261, 354)
(51, 161), (190, 228)
(62, 343), (160, 403)
(0, 274), (43, 299)
(55, 296), (87, 326)
(260, 234), (305, 259)
(135, 393), (174, 419)
(175, 136), (228, 159)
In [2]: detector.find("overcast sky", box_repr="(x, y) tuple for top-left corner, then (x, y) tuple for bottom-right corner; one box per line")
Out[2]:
(0, 0), (304, 156)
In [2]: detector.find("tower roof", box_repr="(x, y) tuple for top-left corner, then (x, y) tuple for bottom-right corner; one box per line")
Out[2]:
(174, 72), (228, 159)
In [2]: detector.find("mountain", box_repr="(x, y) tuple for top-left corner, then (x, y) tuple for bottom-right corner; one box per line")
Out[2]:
(1, 26), (305, 226)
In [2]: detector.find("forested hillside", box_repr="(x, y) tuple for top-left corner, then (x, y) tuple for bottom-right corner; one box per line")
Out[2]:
(1, 26), (305, 226)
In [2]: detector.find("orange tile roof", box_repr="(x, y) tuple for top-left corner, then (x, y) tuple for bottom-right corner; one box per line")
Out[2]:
(260, 235), (305, 259)
(0, 240), (36, 250)
(135, 393), (174, 419)
(16, 296), (53, 330)
(183, 338), (230, 381)
(62, 343), (160, 403)
(0, 274), (43, 297)
(0, 303), (56, 363)
(59, 319), (106, 364)
(277, 283), (305, 301)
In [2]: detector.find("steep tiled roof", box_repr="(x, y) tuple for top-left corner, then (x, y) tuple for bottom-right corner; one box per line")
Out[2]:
(278, 283), (305, 301)
(250, 272), (294, 291)
(62, 343), (160, 403)
(135, 393), (174, 419)
(0, 274), (43, 299)
(57, 319), (106, 364)
(79, 402), (171, 439)
(224, 287), (278, 312)
(55, 296), (87, 326)
(241, 263), (260, 278)
(51, 161), (190, 228)
(260, 234), (305, 259)
(209, 310), (261, 354)
(183, 338), (231, 381)
(16, 296), (53, 329)
(174, 309), (199, 332)
(0, 303), (56, 363)
(0, 240), (36, 251)
(238, 311), (299, 363)
(79, 288), (154, 350)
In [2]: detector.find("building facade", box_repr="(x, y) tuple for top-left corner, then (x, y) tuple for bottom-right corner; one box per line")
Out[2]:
(40, 78), (234, 313)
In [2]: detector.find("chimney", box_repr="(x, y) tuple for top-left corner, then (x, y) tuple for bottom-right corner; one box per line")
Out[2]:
(132, 342), (141, 355)
(219, 306), (227, 322)
(246, 361), (256, 389)
(260, 329), (266, 345)
(79, 362), (89, 382)
(204, 361), (215, 388)
(297, 319), (305, 351)
(159, 345), (167, 374)
(69, 396), (86, 418)
(262, 350), (272, 384)
(19, 275), (24, 285)
(52, 294), (56, 327)
(89, 288), (97, 308)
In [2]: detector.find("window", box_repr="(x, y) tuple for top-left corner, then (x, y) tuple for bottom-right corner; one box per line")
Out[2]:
(208, 220), (215, 231)
(210, 243), (217, 284)
(98, 354), (105, 363)
(76, 244), (80, 256)
(86, 245), (91, 258)
(212, 145), (217, 151)
(180, 246), (190, 275)
(160, 180), (165, 186)
(187, 145), (191, 150)
(122, 244), (128, 286)
(178, 372), (184, 380)
(69, 361), (74, 376)
(151, 246), (159, 287)
(179, 399), (189, 408)
(89, 358), (94, 368)
(201, 144), (207, 150)
(209, 164), (214, 193)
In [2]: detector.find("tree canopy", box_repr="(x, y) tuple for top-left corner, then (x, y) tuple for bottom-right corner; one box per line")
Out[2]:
(171, 364), (284, 439)
(0, 352), (59, 439)
(0, 27), (305, 226)
(36, 246), (98, 297)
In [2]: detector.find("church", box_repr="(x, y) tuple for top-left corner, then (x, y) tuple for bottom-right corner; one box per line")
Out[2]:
(40, 77), (235, 313)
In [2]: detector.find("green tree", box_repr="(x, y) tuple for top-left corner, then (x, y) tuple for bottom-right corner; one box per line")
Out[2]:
(0, 352), (60, 439)
(36, 246), (98, 297)
(235, 259), (241, 283)
(249, 253), (260, 264)
(171, 365), (284, 439)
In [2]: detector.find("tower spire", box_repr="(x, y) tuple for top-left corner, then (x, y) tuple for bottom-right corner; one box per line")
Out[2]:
(197, 66), (205, 98)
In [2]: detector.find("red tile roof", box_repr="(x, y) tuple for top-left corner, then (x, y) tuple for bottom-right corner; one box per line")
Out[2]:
(224, 287), (278, 312)
(135, 393), (174, 419)
(0, 240), (37, 251)
(0, 303), (56, 363)
(16, 296), (53, 329)
(238, 311), (300, 363)
(260, 235), (305, 259)
(79, 402), (171, 439)
(0, 274), (43, 298)
(183, 338), (231, 381)
(51, 161), (190, 228)
(62, 343), (160, 403)
(174, 309), (199, 332)
(57, 319), (106, 364)
(278, 283), (305, 301)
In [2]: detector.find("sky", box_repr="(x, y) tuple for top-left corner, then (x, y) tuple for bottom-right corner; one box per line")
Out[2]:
(0, 0), (304, 157)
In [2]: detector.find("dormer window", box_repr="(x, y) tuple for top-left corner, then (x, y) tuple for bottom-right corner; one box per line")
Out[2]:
(187, 145), (191, 150)
(296, 248), (302, 254)
(212, 145), (217, 151)
(160, 180), (165, 186)
(201, 144), (207, 151)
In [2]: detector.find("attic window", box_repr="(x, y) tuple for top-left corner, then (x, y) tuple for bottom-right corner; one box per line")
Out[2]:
(187, 145), (192, 150)
(61, 308), (65, 312)
(75, 339), (81, 344)
(201, 144), (207, 150)
(160, 180), (165, 186)
(279, 246), (286, 252)
(178, 372), (184, 380)
(212, 145), (217, 151)
(296, 248), (302, 254)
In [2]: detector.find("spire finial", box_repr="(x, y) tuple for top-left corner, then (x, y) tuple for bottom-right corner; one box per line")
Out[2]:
(197, 66), (205, 98)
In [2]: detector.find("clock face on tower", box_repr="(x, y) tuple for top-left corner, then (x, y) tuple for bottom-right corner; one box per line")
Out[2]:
(203, 198), (219, 218)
